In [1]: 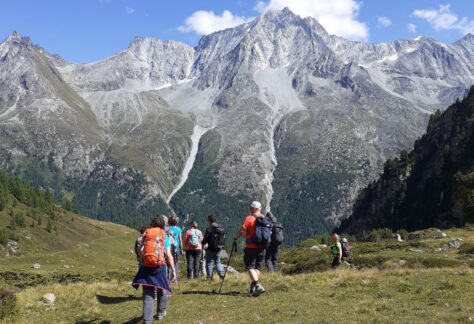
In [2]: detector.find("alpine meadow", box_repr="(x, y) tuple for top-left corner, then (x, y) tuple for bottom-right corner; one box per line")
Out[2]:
(1, 3), (474, 323)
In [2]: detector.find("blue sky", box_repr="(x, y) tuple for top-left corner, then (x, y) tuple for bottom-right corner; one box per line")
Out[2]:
(1, 0), (473, 63)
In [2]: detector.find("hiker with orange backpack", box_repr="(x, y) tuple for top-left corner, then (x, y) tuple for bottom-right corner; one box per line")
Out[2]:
(233, 201), (272, 297)
(132, 215), (176, 323)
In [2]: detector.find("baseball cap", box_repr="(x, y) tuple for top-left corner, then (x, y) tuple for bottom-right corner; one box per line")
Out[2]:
(250, 201), (262, 209)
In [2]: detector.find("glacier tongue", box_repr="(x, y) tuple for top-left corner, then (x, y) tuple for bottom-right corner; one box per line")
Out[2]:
(167, 124), (209, 203)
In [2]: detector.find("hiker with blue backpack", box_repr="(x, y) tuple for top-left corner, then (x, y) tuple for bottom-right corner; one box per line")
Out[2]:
(233, 201), (272, 297)
(202, 214), (225, 280)
(184, 221), (203, 279)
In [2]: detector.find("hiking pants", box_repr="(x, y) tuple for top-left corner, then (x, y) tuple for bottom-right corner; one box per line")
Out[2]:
(332, 256), (342, 269)
(142, 285), (168, 324)
(186, 249), (201, 279)
(167, 253), (179, 282)
(205, 249), (224, 279)
(265, 244), (279, 271)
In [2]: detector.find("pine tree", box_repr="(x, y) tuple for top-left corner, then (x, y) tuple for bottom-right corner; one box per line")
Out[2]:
(46, 219), (52, 233)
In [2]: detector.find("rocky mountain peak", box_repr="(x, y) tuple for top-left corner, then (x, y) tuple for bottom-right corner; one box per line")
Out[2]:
(6, 30), (21, 42)
(455, 33), (474, 46)
(1, 30), (32, 50)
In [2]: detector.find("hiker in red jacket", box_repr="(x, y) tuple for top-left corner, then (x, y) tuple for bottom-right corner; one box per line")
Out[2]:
(233, 201), (267, 297)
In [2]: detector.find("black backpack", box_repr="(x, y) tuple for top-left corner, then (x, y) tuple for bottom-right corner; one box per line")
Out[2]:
(246, 215), (272, 248)
(210, 224), (225, 250)
(340, 238), (350, 257)
(271, 221), (284, 246)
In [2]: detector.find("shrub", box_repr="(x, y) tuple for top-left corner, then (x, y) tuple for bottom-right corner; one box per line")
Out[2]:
(398, 229), (409, 240)
(378, 228), (393, 240)
(458, 242), (474, 255)
(14, 213), (26, 228)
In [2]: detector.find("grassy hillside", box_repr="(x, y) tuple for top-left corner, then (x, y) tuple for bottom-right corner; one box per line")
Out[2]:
(2, 225), (473, 323)
(0, 191), (139, 275)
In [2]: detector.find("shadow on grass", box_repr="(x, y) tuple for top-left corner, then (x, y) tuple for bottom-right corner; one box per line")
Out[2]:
(122, 317), (142, 324)
(96, 294), (141, 304)
(181, 290), (251, 297)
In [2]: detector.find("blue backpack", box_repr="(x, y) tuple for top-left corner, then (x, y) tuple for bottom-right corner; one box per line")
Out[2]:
(246, 215), (272, 248)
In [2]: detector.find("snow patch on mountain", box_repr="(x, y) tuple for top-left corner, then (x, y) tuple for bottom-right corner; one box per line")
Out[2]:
(167, 124), (210, 203)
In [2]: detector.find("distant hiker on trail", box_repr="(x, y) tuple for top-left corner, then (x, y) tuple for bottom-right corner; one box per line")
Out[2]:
(202, 214), (225, 280)
(132, 215), (176, 323)
(184, 221), (203, 279)
(330, 233), (343, 269)
(168, 215), (183, 283)
(134, 225), (148, 269)
(265, 212), (283, 271)
(233, 201), (272, 297)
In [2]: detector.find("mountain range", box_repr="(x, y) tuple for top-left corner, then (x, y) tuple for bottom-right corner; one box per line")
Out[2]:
(1, 8), (473, 243)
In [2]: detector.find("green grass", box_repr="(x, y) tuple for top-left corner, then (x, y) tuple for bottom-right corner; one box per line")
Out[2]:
(1, 208), (473, 323)
(3, 267), (473, 323)
(0, 197), (139, 274)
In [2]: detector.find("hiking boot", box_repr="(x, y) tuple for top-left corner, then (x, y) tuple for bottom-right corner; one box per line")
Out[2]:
(249, 282), (256, 294)
(252, 283), (265, 297)
(218, 273), (225, 280)
(156, 310), (167, 321)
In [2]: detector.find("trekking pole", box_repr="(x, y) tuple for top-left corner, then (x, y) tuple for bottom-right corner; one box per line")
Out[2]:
(175, 255), (181, 290)
(218, 242), (237, 294)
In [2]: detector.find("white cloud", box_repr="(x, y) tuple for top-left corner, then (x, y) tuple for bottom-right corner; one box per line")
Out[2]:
(178, 10), (252, 35)
(408, 23), (417, 34)
(254, 0), (369, 41)
(125, 6), (135, 15)
(378, 16), (392, 27)
(413, 4), (474, 34)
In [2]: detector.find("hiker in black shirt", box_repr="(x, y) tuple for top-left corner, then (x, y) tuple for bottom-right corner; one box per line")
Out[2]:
(265, 212), (283, 271)
(202, 214), (225, 280)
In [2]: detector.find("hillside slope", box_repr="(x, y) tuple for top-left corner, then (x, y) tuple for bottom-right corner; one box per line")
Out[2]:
(0, 172), (138, 273)
(338, 87), (474, 235)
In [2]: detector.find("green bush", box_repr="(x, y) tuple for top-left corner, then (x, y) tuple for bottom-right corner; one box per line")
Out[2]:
(458, 242), (474, 255)
(398, 229), (409, 240)
(14, 213), (26, 228)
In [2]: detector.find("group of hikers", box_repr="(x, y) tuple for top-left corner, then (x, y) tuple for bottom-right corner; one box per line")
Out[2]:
(131, 200), (348, 323)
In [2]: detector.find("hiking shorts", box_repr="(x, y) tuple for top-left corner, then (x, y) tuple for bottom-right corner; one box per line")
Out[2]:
(244, 248), (265, 270)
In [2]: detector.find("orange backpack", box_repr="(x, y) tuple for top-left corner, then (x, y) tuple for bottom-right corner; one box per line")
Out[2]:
(139, 227), (166, 268)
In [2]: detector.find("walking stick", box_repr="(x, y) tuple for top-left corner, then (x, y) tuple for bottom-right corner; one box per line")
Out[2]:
(218, 242), (237, 294)
(175, 255), (181, 290)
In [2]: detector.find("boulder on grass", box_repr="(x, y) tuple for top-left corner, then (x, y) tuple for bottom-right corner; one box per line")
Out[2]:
(41, 293), (55, 305)
(392, 234), (403, 242)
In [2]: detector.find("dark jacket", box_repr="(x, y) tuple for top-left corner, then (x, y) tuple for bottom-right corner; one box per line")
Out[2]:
(203, 223), (222, 252)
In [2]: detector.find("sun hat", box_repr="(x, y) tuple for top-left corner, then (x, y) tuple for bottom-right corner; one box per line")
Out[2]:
(250, 201), (262, 209)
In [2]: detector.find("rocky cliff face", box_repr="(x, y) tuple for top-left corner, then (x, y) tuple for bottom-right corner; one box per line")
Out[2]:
(1, 8), (473, 243)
